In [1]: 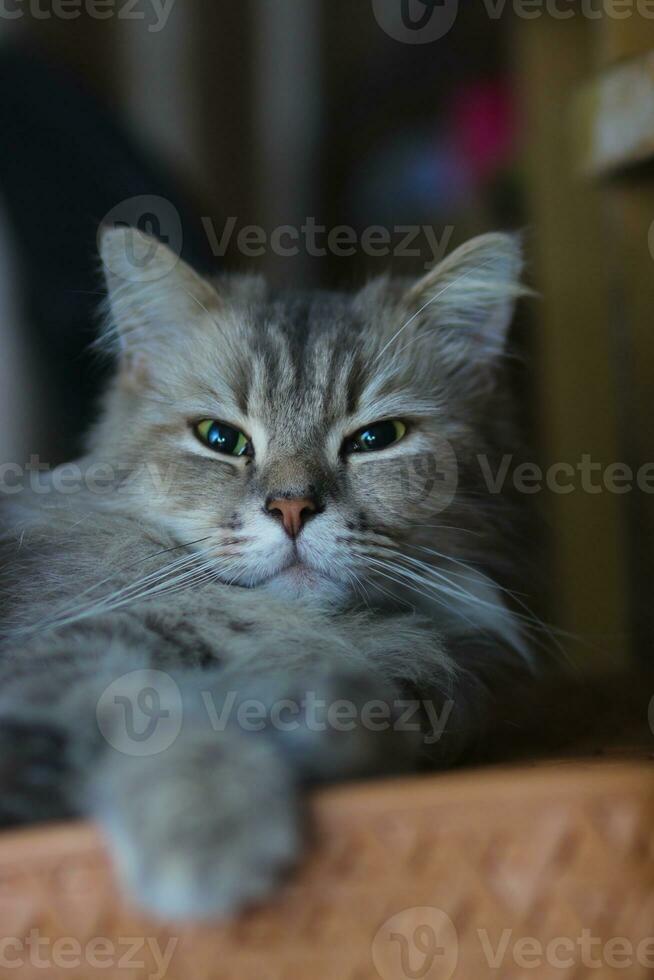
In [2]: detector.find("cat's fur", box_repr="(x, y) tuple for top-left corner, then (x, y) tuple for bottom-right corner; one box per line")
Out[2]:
(0, 228), (532, 918)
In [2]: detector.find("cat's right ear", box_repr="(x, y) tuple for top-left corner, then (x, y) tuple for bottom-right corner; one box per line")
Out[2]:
(98, 226), (220, 372)
(401, 233), (526, 358)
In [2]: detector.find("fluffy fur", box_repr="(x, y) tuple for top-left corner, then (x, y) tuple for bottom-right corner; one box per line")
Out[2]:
(0, 228), (533, 918)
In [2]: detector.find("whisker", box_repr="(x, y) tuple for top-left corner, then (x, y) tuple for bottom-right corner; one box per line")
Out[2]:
(37, 535), (214, 624)
(15, 545), (223, 638)
(407, 544), (571, 650)
(356, 547), (543, 655)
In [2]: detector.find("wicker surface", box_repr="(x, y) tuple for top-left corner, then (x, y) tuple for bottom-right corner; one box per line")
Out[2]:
(2, 758), (654, 979)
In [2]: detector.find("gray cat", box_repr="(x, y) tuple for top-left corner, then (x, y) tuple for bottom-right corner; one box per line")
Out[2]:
(0, 227), (532, 919)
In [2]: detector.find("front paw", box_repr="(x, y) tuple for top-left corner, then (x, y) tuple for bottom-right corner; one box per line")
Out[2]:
(268, 668), (423, 782)
(92, 730), (302, 920)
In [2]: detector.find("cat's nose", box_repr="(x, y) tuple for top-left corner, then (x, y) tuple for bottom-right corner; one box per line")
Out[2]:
(265, 496), (318, 538)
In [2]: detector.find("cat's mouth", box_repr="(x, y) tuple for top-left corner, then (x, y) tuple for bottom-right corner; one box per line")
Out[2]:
(278, 560), (315, 580)
(208, 543), (349, 602)
(258, 557), (348, 603)
(213, 556), (320, 590)
(270, 559), (321, 585)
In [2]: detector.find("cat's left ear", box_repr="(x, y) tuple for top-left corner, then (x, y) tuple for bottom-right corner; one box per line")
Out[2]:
(402, 232), (526, 356)
(99, 226), (220, 356)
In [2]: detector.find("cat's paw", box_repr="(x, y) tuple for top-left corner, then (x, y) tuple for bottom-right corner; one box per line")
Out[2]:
(262, 667), (423, 782)
(93, 729), (302, 920)
(0, 718), (76, 826)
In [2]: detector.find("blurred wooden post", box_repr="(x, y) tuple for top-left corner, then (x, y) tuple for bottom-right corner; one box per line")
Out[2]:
(517, 4), (654, 666)
(514, 15), (630, 667)
(589, 17), (654, 658)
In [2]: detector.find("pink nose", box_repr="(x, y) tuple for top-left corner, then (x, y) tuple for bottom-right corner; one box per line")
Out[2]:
(266, 497), (317, 538)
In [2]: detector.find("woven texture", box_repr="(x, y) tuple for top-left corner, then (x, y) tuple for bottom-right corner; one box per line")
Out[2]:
(1, 760), (654, 978)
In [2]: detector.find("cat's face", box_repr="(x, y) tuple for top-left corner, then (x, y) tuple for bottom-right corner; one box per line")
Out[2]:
(94, 229), (523, 604)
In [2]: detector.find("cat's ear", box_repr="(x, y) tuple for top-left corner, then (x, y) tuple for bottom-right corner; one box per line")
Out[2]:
(98, 226), (220, 362)
(402, 232), (526, 357)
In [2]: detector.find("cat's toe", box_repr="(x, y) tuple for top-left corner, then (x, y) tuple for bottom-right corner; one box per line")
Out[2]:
(93, 730), (303, 920)
(132, 792), (300, 920)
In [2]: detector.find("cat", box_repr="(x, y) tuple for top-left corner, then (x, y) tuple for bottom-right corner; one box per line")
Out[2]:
(0, 226), (532, 919)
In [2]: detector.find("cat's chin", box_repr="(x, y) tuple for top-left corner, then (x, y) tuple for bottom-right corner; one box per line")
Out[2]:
(259, 563), (349, 606)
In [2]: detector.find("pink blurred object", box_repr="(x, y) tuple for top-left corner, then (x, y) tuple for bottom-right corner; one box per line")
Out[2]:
(448, 79), (516, 182)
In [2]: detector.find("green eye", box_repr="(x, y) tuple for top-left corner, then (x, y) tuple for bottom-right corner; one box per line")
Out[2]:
(345, 419), (407, 454)
(195, 419), (251, 457)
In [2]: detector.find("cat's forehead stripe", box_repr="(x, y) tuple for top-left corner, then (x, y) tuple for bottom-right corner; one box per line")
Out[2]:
(241, 296), (367, 423)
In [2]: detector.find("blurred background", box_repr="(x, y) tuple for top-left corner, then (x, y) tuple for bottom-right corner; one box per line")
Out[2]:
(0, 0), (652, 669)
